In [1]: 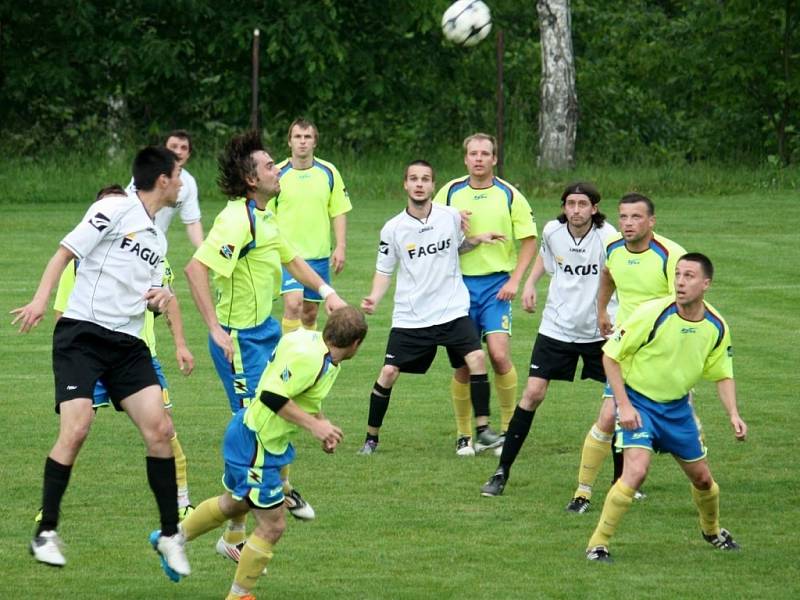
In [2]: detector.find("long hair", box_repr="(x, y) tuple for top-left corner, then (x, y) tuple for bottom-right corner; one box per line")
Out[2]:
(217, 131), (264, 198)
(556, 181), (606, 227)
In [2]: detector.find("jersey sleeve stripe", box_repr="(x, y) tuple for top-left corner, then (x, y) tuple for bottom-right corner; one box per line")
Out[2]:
(312, 159), (335, 191)
(314, 353), (334, 383)
(703, 307), (726, 349)
(649, 239), (670, 277)
(445, 177), (471, 205)
(491, 177), (514, 213)
(239, 200), (258, 259)
(606, 237), (626, 258)
(645, 302), (678, 345)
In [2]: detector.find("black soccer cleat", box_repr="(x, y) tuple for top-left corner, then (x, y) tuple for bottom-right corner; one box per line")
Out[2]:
(565, 496), (591, 514)
(586, 545), (613, 563)
(480, 470), (507, 497)
(703, 528), (740, 551)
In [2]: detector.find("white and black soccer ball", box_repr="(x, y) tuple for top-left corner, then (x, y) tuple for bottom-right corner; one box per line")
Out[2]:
(442, 0), (492, 47)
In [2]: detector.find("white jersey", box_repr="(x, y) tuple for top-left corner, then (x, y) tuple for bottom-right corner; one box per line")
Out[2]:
(61, 191), (167, 337)
(376, 204), (469, 328)
(126, 169), (201, 233)
(538, 219), (618, 343)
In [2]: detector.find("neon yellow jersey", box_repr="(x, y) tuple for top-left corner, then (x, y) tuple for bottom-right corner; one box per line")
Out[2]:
(603, 296), (733, 402)
(53, 256), (176, 357)
(268, 157), (351, 260)
(193, 199), (296, 330)
(244, 329), (340, 455)
(433, 176), (537, 275)
(604, 232), (686, 324)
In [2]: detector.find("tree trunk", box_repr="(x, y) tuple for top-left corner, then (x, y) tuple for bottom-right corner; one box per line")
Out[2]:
(537, 0), (577, 170)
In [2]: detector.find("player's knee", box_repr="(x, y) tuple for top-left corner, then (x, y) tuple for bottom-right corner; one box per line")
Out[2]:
(689, 469), (713, 490)
(487, 348), (511, 373)
(622, 460), (649, 488)
(521, 379), (547, 409)
(301, 302), (319, 325)
(453, 365), (471, 384)
(379, 364), (400, 386)
(463, 349), (486, 373)
(283, 294), (303, 318)
(255, 511), (286, 543)
(59, 419), (92, 451)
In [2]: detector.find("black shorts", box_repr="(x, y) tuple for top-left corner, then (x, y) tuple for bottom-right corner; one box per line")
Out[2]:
(529, 333), (605, 382)
(52, 318), (159, 413)
(384, 316), (481, 374)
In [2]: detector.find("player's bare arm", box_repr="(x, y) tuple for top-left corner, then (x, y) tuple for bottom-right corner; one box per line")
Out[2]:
(716, 378), (747, 440)
(458, 231), (506, 254)
(264, 391), (343, 452)
(497, 236), (537, 301)
(603, 354), (641, 430)
(597, 267), (617, 337)
(331, 213), (347, 275)
(184, 257), (234, 362)
(185, 221), (204, 248)
(284, 256), (346, 313)
(361, 272), (392, 314)
(162, 294), (195, 375)
(11, 245), (74, 333)
(521, 253), (546, 313)
(145, 287), (173, 313)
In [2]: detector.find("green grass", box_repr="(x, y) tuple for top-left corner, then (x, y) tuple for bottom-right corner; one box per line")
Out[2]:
(1, 164), (798, 599)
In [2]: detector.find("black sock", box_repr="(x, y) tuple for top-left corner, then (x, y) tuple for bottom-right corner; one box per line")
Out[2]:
(38, 456), (72, 535)
(498, 405), (536, 478)
(611, 433), (624, 483)
(365, 433), (379, 444)
(469, 373), (490, 418)
(146, 456), (178, 537)
(367, 382), (392, 429)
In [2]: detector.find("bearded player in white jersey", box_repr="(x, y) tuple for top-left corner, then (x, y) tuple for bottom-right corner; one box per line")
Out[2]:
(12, 146), (191, 580)
(357, 160), (506, 455)
(480, 182), (617, 496)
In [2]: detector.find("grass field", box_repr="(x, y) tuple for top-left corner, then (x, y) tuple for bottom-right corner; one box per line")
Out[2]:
(1, 160), (798, 599)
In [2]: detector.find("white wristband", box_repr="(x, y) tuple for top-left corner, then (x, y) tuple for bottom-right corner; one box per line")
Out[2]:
(319, 284), (336, 299)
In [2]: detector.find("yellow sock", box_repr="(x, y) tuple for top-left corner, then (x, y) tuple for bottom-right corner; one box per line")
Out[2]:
(494, 366), (518, 432)
(170, 434), (189, 503)
(180, 496), (226, 542)
(224, 513), (248, 545)
(575, 425), (613, 499)
(587, 480), (635, 549)
(281, 317), (301, 334)
(280, 465), (292, 493)
(451, 377), (472, 437)
(230, 533), (274, 597)
(692, 480), (720, 536)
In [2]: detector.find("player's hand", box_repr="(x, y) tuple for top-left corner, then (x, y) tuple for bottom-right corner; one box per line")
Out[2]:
(145, 287), (173, 313)
(323, 293), (347, 314)
(309, 418), (343, 449)
(617, 403), (642, 431)
(10, 298), (47, 333)
(361, 296), (377, 314)
(598, 310), (613, 338)
(210, 324), (234, 363)
(175, 344), (195, 376)
(473, 232), (506, 245)
(521, 281), (537, 313)
(730, 415), (747, 441)
(459, 210), (472, 233)
(496, 279), (519, 301)
(331, 247), (346, 275)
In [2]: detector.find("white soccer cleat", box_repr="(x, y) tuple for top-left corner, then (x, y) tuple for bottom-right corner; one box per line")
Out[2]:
(456, 435), (476, 457)
(216, 535), (244, 563)
(30, 530), (66, 567)
(285, 489), (315, 521)
(154, 531), (191, 578)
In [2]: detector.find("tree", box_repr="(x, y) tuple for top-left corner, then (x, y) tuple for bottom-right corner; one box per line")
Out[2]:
(536, 0), (577, 169)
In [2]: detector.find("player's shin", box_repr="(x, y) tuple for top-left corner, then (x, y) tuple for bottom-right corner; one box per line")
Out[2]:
(146, 456), (179, 536)
(38, 457), (72, 534)
(691, 479), (721, 537)
(469, 373), (490, 420)
(451, 377), (473, 437)
(498, 405), (535, 477)
(575, 425), (613, 499)
(170, 434), (190, 506)
(587, 480), (635, 550)
(368, 382), (392, 432)
(180, 496), (227, 541)
(230, 534), (274, 597)
(494, 366), (518, 432)
(224, 514), (248, 545)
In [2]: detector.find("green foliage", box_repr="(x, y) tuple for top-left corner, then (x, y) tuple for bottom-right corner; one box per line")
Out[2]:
(0, 0), (797, 163)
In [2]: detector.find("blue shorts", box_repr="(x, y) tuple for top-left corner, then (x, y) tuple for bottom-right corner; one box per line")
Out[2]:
(222, 410), (295, 508)
(463, 273), (512, 338)
(209, 317), (281, 413)
(615, 386), (706, 462)
(280, 257), (330, 302)
(93, 357), (170, 410)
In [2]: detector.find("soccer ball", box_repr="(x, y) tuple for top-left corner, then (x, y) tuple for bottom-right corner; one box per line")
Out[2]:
(442, 0), (492, 47)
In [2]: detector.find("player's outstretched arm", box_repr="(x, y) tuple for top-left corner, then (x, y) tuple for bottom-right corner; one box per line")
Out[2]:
(521, 254), (546, 313)
(261, 390), (343, 452)
(11, 246), (74, 333)
(163, 294), (194, 375)
(716, 378), (747, 440)
(459, 231), (507, 255)
(497, 236), (538, 301)
(185, 257), (233, 362)
(361, 272), (392, 314)
(597, 267), (617, 337)
(284, 256), (346, 314)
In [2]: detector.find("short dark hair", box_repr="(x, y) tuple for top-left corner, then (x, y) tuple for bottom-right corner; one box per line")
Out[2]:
(132, 146), (178, 192)
(404, 159), (435, 181)
(679, 252), (714, 280)
(619, 192), (655, 215)
(323, 306), (368, 348)
(95, 184), (126, 201)
(164, 129), (192, 153)
(558, 181), (606, 227)
(217, 130), (265, 198)
(288, 118), (318, 142)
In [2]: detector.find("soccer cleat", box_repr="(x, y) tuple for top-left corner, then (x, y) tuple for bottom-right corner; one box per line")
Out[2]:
(493, 432), (506, 457)
(474, 427), (503, 453)
(150, 529), (190, 582)
(480, 470), (506, 497)
(633, 490), (647, 501)
(565, 496), (591, 514)
(177, 505), (195, 521)
(456, 435), (475, 457)
(586, 545), (613, 562)
(216, 536), (245, 563)
(703, 528), (740, 551)
(285, 489), (315, 521)
(357, 439), (378, 455)
(30, 530), (66, 567)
